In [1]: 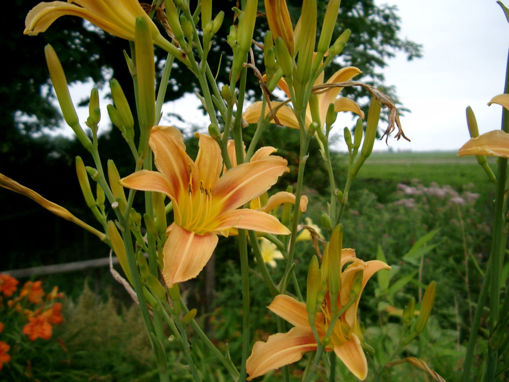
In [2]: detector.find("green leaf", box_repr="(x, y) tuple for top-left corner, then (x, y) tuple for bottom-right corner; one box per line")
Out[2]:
(403, 229), (440, 265)
(387, 271), (418, 301)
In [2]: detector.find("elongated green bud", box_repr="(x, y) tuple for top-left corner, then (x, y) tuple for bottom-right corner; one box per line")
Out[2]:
(181, 15), (194, 42)
(402, 297), (415, 327)
(110, 79), (134, 138)
(201, 0), (212, 28)
(153, 192), (167, 233)
(317, 0), (341, 54)
(182, 308), (198, 324)
(295, 0), (317, 84)
(237, 0), (257, 53)
(344, 127), (353, 152)
(353, 118), (363, 155)
(320, 212), (332, 231)
(86, 87), (101, 132)
(45, 44), (92, 151)
(107, 105), (126, 135)
(326, 103), (338, 129)
(275, 37), (294, 80)
(107, 221), (132, 283)
(328, 225), (343, 311)
(306, 255), (321, 324)
(329, 29), (351, 57)
(360, 97), (381, 158)
(165, 0), (184, 41)
(76, 156), (96, 209)
(135, 17), (156, 133)
(44, 44), (78, 127)
(107, 160), (127, 211)
(466, 106), (479, 138)
(416, 281), (436, 333)
(96, 183), (105, 210)
(211, 11), (224, 35)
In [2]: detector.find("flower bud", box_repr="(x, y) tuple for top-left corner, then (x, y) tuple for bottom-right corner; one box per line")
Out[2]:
(96, 183), (105, 210)
(86, 87), (101, 132)
(402, 297), (415, 327)
(317, 0), (340, 54)
(211, 11), (224, 35)
(107, 160), (127, 212)
(107, 105), (126, 136)
(237, 0), (257, 53)
(153, 192), (167, 233)
(466, 106), (479, 138)
(110, 79), (134, 139)
(45, 44), (92, 151)
(182, 308), (198, 324)
(306, 255), (321, 324)
(326, 103), (338, 129)
(221, 84), (232, 103)
(107, 221), (132, 283)
(201, 0), (212, 28)
(264, 0), (295, 56)
(275, 37), (294, 80)
(294, 0), (317, 84)
(320, 212), (332, 231)
(353, 118), (363, 154)
(327, 225), (343, 309)
(75, 156), (96, 209)
(329, 29), (351, 57)
(165, 0), (184, 41)
(344, 127), (353, 152)
(181, 15), (194, 42)
(208, 123), (221, 140)
(415, 281), (436, 333)
(135, 17), (156, 133)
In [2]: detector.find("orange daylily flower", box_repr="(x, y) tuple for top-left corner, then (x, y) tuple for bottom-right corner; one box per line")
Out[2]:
(246, 248), (389, 380)
(0, 342), (10, 370)
(24, 0), (170, 50)
(458, 130), (509, 158)
(243, 67), (364, 130)
(0, 322), (4, 334)
(121, 126), (290, 286)
(264, 0), (295, 55)
(42, 302), (64, 325)
(21, 281), (45, 304)
(23, 315), (53, 341)
(0, 274), (18, 297)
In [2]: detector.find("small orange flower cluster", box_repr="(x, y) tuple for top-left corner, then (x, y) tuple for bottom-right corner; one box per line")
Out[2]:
(0, 274), (65, 371)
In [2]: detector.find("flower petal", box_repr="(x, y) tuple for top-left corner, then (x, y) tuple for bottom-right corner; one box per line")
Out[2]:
(213, 156), (288, 212)
(213, 209), (290, 235)
(268, 294), (310, 328)
(320, 67), (362, 117)
(244, 101), (301, 129)
(251, 146), (278, 161)
(333, 334), (368, 380)
(488, 94), (509, 110)
(334, 98), (365, 119)
(150, 126), (194, 198)
(121, 170), (174, 198)
(458, 130), (509, 158)
(195, 134), (222, 189)
(162, 224), (218, 286)
(260, 191), (308, 213)
(246, 327), (316, 380)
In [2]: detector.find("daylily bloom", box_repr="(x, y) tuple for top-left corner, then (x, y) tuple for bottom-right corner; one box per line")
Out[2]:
(23, 315), (53, 341)
(121, 126), (290, 286)
(20, 281), (44, 304)
(0, 274), (18, 297)
(42, 302), (65, 325)
(458, 130), (509, 158)
(246, 248), (389, 380)
(0, 342), (10, 371)
(243, 67), (364, 130)
(24, 0), (171, 50)
(259, 238), (284, 267)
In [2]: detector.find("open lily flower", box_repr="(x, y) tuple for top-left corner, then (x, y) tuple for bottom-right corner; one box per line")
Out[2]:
(246, 248), (389, 380)
(121, 126), (290, 286)
(243, 67), (364, 130)
(24, 0), (170, 49)
(458, 130), (509, 158)
(259, 238), (284, 267)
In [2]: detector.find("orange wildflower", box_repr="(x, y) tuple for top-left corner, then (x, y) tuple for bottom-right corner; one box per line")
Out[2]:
(0, 274), (18, 297)
(22, 315), (52, 341)
(246, 248), (389, 380)
(42, 302), (64, 325)
(0, 322), (4, 333)
(121, 126), (290, 286)
(21, 281), (44, 304)
(0, 342), (10, 370)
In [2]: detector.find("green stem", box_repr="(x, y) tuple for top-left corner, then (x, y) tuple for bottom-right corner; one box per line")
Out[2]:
(249, 231), (279, 296)
(238, 230), (250, 381)
(155, 53), (174, 124)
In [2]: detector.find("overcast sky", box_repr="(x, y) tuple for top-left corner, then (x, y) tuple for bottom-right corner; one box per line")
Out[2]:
(371, 0), (509, 152)
(70, 0), (509, 153)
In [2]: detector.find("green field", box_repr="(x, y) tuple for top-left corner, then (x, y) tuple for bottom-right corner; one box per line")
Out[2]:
(357, 151), (495, 190)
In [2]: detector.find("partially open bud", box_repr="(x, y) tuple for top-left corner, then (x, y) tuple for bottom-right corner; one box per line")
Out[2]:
(264, 0), (295, 56)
